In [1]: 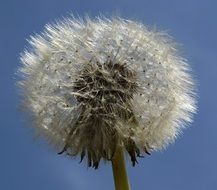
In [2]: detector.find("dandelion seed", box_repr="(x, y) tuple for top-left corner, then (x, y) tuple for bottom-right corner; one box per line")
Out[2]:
(17, 16), (196, 189)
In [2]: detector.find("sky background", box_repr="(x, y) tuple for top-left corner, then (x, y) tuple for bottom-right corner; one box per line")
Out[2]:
(0, 0), (217, 190)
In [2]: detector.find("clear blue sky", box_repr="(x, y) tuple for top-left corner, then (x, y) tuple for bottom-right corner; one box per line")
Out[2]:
(0, 0), (216, 190)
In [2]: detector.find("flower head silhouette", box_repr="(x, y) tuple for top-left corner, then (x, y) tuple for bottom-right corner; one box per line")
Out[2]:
(18, 17), (196, 169)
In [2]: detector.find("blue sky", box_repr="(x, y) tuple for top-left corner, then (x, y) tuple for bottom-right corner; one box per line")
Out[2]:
(0, 0), (217, 190)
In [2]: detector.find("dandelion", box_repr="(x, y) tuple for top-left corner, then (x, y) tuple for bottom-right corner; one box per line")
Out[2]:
(18, 16), (196, 190)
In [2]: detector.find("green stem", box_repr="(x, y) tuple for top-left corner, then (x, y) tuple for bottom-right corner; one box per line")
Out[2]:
(112, 146), (131, 190)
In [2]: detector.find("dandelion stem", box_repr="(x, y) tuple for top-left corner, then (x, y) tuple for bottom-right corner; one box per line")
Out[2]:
(112, 146), (131, 190)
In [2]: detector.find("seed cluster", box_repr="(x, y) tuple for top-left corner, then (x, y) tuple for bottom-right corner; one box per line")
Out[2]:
(18, 17), (196, 168)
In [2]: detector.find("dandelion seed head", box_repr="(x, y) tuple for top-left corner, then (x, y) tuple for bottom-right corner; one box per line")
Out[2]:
(18, 17), (196, 168)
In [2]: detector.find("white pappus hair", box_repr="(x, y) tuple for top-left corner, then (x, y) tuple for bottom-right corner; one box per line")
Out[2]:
(18, 16), (196, 169)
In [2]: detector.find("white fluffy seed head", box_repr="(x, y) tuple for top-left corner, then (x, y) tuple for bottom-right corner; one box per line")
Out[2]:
(18, 16), (196, 168)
